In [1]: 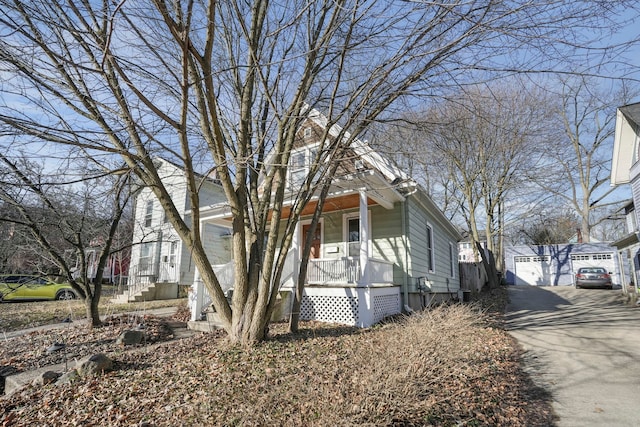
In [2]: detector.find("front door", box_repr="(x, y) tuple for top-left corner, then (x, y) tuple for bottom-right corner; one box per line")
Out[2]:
(302, 223), (321, 259)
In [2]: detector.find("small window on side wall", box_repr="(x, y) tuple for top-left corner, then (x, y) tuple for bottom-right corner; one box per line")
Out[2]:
(426, 224), (434, 272)
(144, 200), (153, 227)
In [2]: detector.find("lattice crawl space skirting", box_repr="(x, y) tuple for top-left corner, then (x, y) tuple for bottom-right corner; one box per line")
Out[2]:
(301, 294), (359, 325)
(300, 286), (401, 327)
(373, 293), (401, 323)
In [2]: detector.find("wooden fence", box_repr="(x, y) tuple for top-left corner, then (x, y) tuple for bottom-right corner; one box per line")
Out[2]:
(459, 262), (487, 293)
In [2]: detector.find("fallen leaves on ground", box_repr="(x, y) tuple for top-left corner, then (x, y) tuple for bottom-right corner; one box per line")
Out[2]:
(0, 314), (175, 372)
(1, 287), (555, 426)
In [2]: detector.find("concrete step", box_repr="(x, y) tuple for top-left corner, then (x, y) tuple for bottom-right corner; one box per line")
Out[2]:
(110, 284), (157, 304)
(187, 312), (225, 332)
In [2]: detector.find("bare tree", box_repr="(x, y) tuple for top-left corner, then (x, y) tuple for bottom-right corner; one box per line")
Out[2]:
(0, 155), (133, 327)
(391, 82), (556, 278)
(537, 77), (636, 242)
(1, 1), (638, 344)
(518, 209), (580, 245)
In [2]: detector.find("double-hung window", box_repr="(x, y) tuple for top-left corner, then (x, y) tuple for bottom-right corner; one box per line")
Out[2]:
(426, 224), (434, 272)
(288, 145), (320, 188)
(144, 200), (153, 227)
(289, 151), (307, 186)
(347, 217), (360, 257)
(169, 241), (178, 267)
(139, 243), (152, 274)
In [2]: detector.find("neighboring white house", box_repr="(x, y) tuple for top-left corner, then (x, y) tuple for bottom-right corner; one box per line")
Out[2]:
(189, 109), (462, 328)
(111, 158), (228, 303)
(610, 102), (640, 294)
(458, 234), (488, 262)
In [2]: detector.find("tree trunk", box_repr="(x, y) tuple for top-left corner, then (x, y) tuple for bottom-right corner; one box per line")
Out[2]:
(83, 283), (102, 328)
(288, 271), (305, 333)
(476, 241), (499, 290)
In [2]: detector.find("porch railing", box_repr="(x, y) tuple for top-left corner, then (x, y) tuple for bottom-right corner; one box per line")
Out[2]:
(307, 257), (394, 285)
(204, 256), (394, 291)
(127, 264), (156, 297)
(213, 261), (235, 293)
(126, 261), (179, 298)
(307, 258), (360, 284)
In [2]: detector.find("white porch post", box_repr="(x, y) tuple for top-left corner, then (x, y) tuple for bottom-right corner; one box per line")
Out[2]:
(190, 269), (204, 321)
(358, 190), (370, 286)
(293, 223), (301, 283)
(190, 220), (206, 321)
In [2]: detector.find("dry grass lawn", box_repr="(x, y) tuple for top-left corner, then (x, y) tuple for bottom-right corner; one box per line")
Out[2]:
(0, 287), (555, 426)
(0, 297), (184, 332)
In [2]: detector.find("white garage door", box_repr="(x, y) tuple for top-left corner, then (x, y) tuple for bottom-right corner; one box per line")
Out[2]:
(570, 253), (615, 277)
(514, 255), (552, 286)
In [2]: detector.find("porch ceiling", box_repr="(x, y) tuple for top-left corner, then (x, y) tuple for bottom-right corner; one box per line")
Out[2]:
(272, 193), (377, 220)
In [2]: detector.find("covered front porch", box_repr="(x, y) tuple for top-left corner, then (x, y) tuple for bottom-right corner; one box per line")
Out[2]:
(191, 254), (400, 328)
(189, 170), (407, 328)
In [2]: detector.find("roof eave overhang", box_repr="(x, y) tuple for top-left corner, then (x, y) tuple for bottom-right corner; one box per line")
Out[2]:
(611, 232), (640, 249)
(611, 105), (640, 186)
(331, 169), (405, 209)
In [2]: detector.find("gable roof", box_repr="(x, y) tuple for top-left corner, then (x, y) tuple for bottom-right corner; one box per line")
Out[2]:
(611, 102), (640, 186)
(304, 108), (411, 184)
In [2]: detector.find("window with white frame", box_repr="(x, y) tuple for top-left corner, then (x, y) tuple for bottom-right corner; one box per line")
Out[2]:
(426, 224), (434, 272)
(139, 243), (152, 274)
(144, 200), (153, 227)
(288, 145), (320, 187)
(347, 217), (360, 257)
(169, 241), (178, 266)
(343, 212), (371, 258)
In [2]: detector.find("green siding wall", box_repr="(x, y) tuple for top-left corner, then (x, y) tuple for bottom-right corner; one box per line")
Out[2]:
(406, 196), (459, 293)
(288, 190), (458, 294)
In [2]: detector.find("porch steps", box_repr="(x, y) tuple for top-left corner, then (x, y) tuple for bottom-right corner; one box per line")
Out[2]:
(110, 283), (157, 304)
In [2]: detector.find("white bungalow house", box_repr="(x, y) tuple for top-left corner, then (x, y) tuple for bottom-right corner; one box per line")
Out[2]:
(610, 102), (640, 294)
(111, 158), (228, 303)
(189, 109), (462, 328)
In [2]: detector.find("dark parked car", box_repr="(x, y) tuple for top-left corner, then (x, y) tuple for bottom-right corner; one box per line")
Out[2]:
(574, 267), (613, 289)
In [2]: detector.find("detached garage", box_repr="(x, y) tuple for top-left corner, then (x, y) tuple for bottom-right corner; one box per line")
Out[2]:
(505, 243), (619, 287)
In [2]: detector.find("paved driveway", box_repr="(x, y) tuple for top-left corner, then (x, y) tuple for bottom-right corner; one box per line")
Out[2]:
(506, 285), (640, 427)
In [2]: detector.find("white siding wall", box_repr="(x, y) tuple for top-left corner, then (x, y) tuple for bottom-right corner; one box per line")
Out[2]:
(632, 174), (640, 232)
(129, 159), (227, 286)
